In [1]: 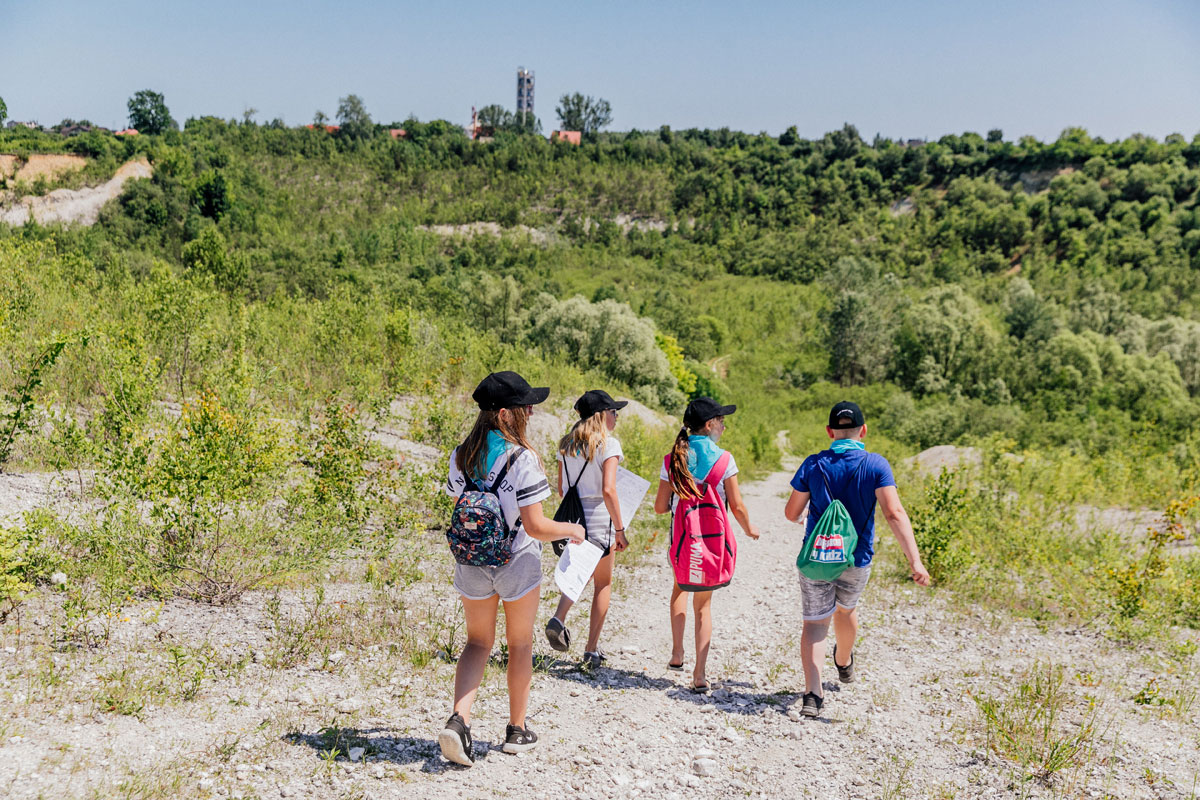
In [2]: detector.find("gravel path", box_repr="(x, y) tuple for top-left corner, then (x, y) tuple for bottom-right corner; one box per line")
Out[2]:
(2, 468), (1197, 799)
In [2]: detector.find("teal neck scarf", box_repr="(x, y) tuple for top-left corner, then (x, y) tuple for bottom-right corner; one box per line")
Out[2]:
(830, 439), (866, 454)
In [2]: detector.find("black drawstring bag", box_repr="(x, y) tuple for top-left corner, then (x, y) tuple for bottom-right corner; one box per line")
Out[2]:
(551, 458), (587, 557)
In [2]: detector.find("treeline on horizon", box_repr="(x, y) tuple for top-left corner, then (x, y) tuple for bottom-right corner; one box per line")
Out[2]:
(3, 115), (1200, 475)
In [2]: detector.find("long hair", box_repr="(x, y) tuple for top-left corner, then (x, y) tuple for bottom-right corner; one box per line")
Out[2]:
(456, 406), (538, 480)
(667, 425), (704, 500)
(558, 412), (608, 463)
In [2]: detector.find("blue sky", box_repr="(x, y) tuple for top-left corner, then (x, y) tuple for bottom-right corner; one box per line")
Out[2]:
(2, 0), (1199, 141)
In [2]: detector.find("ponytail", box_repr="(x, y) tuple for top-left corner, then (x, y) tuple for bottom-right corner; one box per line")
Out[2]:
(667, 426), (703, 500)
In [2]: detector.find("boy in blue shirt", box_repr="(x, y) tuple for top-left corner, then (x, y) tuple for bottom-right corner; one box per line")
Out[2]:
(783, 401), (930, 718)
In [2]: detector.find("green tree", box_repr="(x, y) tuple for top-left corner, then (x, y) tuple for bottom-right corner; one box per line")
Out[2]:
(127, 89), (176, 135)
(555, 93), (612, 134)
(0, 96), (7, 127)
(336, 94), (373, 140)
(477, 104), (511, 130)
(192, 169), (231, 221)
(182, 226), (247, 292)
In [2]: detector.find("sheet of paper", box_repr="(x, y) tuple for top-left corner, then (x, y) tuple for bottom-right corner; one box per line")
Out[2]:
(615, 466), (651, 528)
(554, 540), (605, 603)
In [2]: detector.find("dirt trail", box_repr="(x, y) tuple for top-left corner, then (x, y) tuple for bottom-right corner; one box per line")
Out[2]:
(0, 158), (151, 226)
(2, 468), (1197, 799)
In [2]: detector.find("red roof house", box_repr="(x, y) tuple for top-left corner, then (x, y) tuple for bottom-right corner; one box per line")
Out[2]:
(551, 130), (582, 145)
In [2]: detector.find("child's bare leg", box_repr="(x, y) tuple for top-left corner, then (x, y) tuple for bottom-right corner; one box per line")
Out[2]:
(669, 583), (687, 665)
(801, 617), (831, 696)
(692, 590), (713, 686)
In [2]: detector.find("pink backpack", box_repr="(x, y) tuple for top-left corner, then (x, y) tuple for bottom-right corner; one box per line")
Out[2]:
(665, 451), (736, 591)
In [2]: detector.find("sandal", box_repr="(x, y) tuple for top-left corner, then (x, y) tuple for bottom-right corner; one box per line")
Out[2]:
(667, 660), (685, 671)
(689, 679), (710, 694)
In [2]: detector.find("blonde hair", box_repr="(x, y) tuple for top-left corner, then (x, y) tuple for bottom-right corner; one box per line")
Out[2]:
(456, 406), (539, 479)
(558, 411), (608, 462)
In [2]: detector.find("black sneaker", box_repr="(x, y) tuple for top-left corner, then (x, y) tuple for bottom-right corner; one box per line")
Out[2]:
(502, 723), (539, 754)
(582, 649), (606, 671)
(544, 617), (571, 652)
(833, 644), (855, 684)
(801, 692), (824, 718)
(438, 712), (473, 766)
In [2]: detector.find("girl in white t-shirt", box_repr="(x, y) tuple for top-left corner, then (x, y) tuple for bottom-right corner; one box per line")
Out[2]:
(544, 390), (629, 670)
(438, 371), (585, 768)
(653, 397), (759, 693)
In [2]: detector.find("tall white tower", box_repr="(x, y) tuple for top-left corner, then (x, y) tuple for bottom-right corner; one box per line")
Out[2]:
(516, 67), (534, 125)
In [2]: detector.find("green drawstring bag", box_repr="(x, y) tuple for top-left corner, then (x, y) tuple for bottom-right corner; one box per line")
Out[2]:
(796, 466), (861, 581)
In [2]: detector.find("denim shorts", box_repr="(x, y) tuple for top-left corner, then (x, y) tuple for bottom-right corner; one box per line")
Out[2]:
(453, 546), (543, 602)
(797, 564), (872, 621)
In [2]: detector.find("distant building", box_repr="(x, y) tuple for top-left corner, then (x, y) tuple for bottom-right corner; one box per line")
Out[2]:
(60, 124), (96, 136)
(114, 128), (139, 136)
(516, 67), (534, 125)
(304, 124), (340, 133)
(389, 129), (407, 139)
(551, 130), (581, 145)
(5, 120), (41, 130)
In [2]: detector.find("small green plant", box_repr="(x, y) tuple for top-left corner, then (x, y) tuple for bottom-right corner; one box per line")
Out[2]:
(95, 668), (147, 717)
(1109, 495), (1197, 620)
(166, 644), (209, 701)
(878, 752), (916, 800)
(973, 662), (1099, 782)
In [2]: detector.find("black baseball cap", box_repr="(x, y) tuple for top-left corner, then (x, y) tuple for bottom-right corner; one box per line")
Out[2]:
(574, 389), (629, 419)
(471, 371), (550, 411)
(828, 401), (865, 429)
(683, 396), (737, 429)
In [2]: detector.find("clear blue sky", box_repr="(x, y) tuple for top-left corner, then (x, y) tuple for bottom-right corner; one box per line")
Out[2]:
(3, 0), (1199, 141)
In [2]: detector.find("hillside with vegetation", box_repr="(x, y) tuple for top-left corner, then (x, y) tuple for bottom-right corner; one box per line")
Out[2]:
(1, 115), (1199, 798)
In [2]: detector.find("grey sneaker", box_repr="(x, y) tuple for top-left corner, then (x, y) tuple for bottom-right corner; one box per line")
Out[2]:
(801, 692), (824, 718)
(833, 644), (855, 684)
(438, 712), (473, 766)
(544, 617), (570, 652)
(502, 723), (539, 754)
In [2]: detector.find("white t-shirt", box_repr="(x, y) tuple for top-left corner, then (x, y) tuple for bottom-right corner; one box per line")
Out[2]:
(557, 437), (624, 539)
(659, 449), (738, 506)
(445, 440), (551, 555)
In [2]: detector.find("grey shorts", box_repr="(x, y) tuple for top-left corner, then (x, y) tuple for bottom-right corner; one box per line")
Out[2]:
(797, 564), (872, 621)
(453, 546), (542, 602)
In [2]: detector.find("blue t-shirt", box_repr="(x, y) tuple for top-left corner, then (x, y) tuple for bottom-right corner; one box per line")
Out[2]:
(790, 450), (896, 567)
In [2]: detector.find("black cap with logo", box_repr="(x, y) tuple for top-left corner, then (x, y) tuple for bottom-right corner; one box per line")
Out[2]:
(683, 396), (737, 429)
(471, 371), (550, 411)
(828, 401), (865, 429)
(574, 389), (629, 419)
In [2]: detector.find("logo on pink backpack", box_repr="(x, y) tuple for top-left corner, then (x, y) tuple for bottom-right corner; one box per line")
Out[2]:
(665, 451), (737, 591)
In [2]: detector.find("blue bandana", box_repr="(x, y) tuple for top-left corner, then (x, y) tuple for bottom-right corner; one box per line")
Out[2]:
(830, 439), (866, 454)
(688, 435), (726, 480)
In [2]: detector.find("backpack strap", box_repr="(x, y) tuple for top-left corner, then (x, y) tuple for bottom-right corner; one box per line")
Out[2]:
(489, 446), (525, 494)
(566, 454), (587, 490)
(703, 451), (732, 489)
(821, 453), (869, 504)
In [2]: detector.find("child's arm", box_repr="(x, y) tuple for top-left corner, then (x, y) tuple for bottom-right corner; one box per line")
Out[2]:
(784, 490), (810, 524)
(519, 502), (585, 544)
(724, 476), (760, 540)
(653, 479), (673, 514)
(876, 486), (930, 586)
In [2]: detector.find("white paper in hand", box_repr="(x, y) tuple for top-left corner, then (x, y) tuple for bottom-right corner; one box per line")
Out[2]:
(554, 540), (605, 603)
(615, 467), (651, 527)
